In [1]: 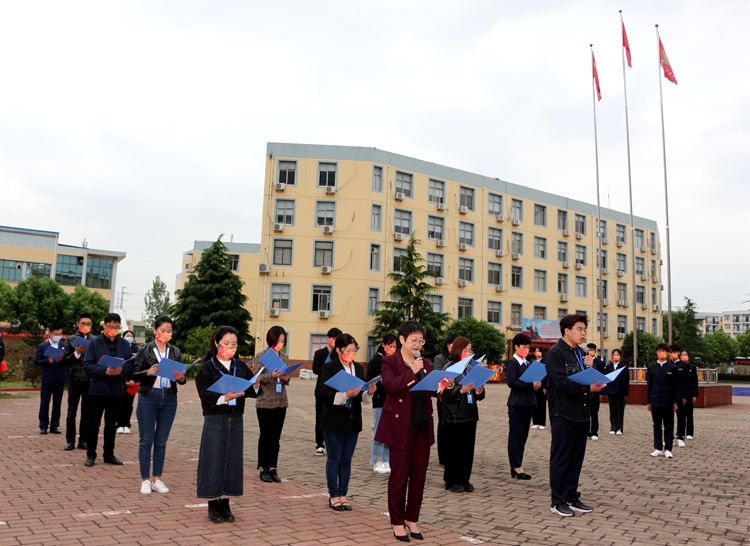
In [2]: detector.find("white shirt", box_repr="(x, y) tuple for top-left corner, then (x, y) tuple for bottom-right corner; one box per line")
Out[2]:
(153, 345), (171, 389)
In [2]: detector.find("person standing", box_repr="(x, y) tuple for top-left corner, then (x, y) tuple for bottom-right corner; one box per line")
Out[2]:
(677, 349), (699, 442)
(432, 333), (457, 466)
(585, 343), (605, 440)
(505, 333), (540, 480)
(312, 327), (342, 456)
(82, 313), (134, 467)
(33, 323), (67, 435)
(547, 314), (606, 517)
(531, 347), (548, 430)
(366, 333), (397, 474)
(646, 343), (679, 459)
(670, 344), (688, 448)
(116, 330), (138, 434)
(605, 348), (629, 435)
(254, 326), (291, 483)
(132, 316), (186, 495)
(62, 313), (96, 451)
(195, 326), (262, 523)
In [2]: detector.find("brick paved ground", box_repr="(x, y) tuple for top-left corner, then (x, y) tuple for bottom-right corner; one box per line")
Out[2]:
(1, 380), (749, 545)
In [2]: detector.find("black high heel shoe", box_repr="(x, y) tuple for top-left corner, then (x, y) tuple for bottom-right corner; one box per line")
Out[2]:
(405, 524), (423, 540)
(511, 468), (532, 480)
(393, 530), (410, 542)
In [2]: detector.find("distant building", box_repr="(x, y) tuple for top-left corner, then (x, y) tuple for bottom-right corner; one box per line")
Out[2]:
(697, 311), (750, 339)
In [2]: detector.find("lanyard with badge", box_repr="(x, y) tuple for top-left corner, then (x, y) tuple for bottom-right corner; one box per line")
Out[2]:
(574, 348), (585, 371)
(155, 345), (171, 389)
(214, 357), (239, 406)
(343, 363), (354, 409)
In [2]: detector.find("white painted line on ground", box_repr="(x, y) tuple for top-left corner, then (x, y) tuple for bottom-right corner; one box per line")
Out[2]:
(31, 464), (74, 468)
(186, 458), (199, 461)
(0, 522), (7, 526)
(459, 537), (484, 544)
(280, 492), (328, 499)
(185, 503), (208, 508)
(7, 436), (24, 439)
(78, 510), (132, 518)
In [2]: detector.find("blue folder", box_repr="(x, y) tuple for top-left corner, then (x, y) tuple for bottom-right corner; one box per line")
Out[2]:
(259, 350), (285, 373)
(72, 337), (90, 348)
(277, 362), (305, 376)
(458, 365), (496, 389)
(98, 356), (125, 368)
(43, 346), (64, 359)
(519, 361), (548, 383)
(363, 375), (381, 391)
(324, 370), (366, 392)
(154, 358), (189, 380)
(207, 374), (259, 395)
(445, 354), (474, 374)
(568, 366), (625, 385)
(410, 370), (460, 392)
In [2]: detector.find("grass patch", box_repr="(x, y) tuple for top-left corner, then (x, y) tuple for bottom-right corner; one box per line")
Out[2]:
(0, 381), (36, 389)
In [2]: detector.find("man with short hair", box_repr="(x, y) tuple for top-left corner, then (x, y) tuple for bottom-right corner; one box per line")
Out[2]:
(546, 314), (605, 517)
(33, 323), (68, 434)
(585, 343), (605, 440)
(646, 343), (679, 459)
(312, 327), (342, 455)
(62, 313), (96, 450)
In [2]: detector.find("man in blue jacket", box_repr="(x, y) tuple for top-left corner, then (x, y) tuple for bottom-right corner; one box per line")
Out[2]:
(646, 343), (679, 459)
(33, 323), (68, 434)
(82, 313), (134, 467)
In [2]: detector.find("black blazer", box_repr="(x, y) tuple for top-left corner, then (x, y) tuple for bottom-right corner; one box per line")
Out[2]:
(646, 361), (679, 407)
(195, 357), (261, 415)
(132, 342), (186, 395)
(604, 362), (630, 396)
(82, 335), (135, 396)
(313, 346), (330, 395)
(366, 352), (387, 408)
(685, 362), (699, 399)
(33, 341), (68, 384)
(318, 359), (366, 435)
(505, 357), (537, 408)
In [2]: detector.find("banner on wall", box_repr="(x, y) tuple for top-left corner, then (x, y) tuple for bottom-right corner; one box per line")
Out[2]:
(521, 318), (560, 341)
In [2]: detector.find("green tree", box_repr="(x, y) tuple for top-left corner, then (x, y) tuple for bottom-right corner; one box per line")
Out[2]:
(446, 317), (506, 363)
(182, 323), (216, 358)
(621, 330), (664, 366)
(171, 237), (253, 356)
(736, 329), (750, 358)
(664, 297), (707, 361)
(0, 280), (15, 322)
(369, 235), (451, 358)
(11, 277), (69, 333)
(63, 285), (110, 335)
(704, 330), (738, 366)
(143, 275), (173, 329)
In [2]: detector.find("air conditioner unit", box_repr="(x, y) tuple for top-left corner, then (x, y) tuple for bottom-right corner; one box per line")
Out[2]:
(617, 240), (624, 248)
(258, 263), (271, 274)
(641, 303), (648, 310)
(652, 277), (659, 284)
(575, 263), (583, 270)
(563, 261), (570, 269)
(435, 277), (444, 285)
(624, 301), (630, 308)
(563, 230), (570, 237)
(575, 232), (584, 239)
(651, 248), (658, 255)
(496, 249), (505, 258)
(496, 284), (505, 293)
(273, 223), (284, 232)
(459, 243), (469, 251)
(318, 310), (331, 319)
(602, 268), (610, 275)
(437, 202), (446, 211)
(437, 239), (446, 247)
(641, 274), (648, 281)
(511, 218), (521, 226)
(269, 308), (280, 317)
(639, 246), (647, 253)
(323, 226), (334, 234)
(395, 192), (405, 201)
(511, 252), (521, 260)
(617, 300), (625, 307)
(618, 332), (625, 339)
(617, 270), (625, 277)
(496, 214), (505, 223)
(601, 238), (609, 245)
(394, 232), (404, 241)
(604, 332), (610, 338)
(560, 294), (569, 302)
(325, 186), (336, 194)
(275, 183), (286, 191)
(654, 304), (660, 311)
(602, 299), (609, 307)
(459, 205), (469, 214)
(321, 266), (332, 275)
(458, 279), (468, 288)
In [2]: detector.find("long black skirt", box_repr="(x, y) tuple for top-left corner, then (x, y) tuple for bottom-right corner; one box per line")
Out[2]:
(197, 413), (244, 498)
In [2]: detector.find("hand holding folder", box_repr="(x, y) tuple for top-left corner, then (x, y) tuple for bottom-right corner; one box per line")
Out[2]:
(73, 337), (90, 349)
(43, 346), (64, 360)
(98, 356), (125, 368)
(207, 372), (261, 396)
(458, 364), (496, 389)
(568, 366), (625, 386)
(410, 370), (460, 391)
(259, 350), (285, 373)
(154, 358), (191, 380)
(324, 370), (366, 393)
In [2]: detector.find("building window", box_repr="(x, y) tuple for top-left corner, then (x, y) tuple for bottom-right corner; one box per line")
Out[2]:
(616, 224), (626, 245)
(460, 187), (475, 211)
(575, 276), (587, 298)
(395, 171), (413, 198)
(557, 210), (568, 231)
(317, 162), (337, 188)
(597, 279), (608, 300)
(366, 336), (379, 361)
(427, 253), (444, 276)
(272, 239), (293, 266)
(370, 244), (380, 271)
(511, 199), (523, 222)
(651, 260), (657, 279)
(617, 282), (627, 302)
(313, 241), (334, 267)
(487, 301), (502, 324)
(312, 285), (332, 311)
(574, 214), (586, 235)
(511, 232), (523, 255)
(310, 333), (328, 356)
(270, 283), (291, 311)
(488, 262), (502, 286)
(228, 254), (240, 271)
(558, 308), (569, 320)
(488, 227), (503, 251)
(616, 253), (627, 273)
(393, 247), (408, 273)
(649, 232), (657, 253)
(635, 257), (645, 276)
(316, 201), (336, 227)
(458, 298), (473, 319)
(534, 237), (547, 259)
(635, 229), (644, 249)
(617, 315), (627, 335)
(575, 245), (587, 267)
(459, 222), (474, 246)
(25, 262), (51, 280)
(427, 294), (443, 313)
(596, 312), (609, 334)
(368, 288), (380, 314)
(511, 266), (523, 289)
(274, 199), (295, 225)
(428, 179), (445, 204)
(511, 304), (522, 326)
(0, 259), (22, 282)
(534, 270), (547, 292)
(427, 216), (444, 240)
(278, 160), (297, 186)
(651, 287), (658, 306)
(534, 306), (547, 320)
(636, 317), (646, 332)
(558, 241), (568, 262)
(597, 219), (607, 239)
(635, 285), (646, 305)
(371, 204), (382, 231)
(652, 318), (658, 336)
(597, 249), (608, 269)
(458, 258), (474, 282)
(534, 204), (547, 227)
(394, 209), (412, 235)
(488, 193), (503, 217)
(558, 273), (568, 295)
(55, 255), (84, 286)
(372, 165), (383, 192)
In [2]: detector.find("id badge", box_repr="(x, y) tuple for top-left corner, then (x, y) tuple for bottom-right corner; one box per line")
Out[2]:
(160, 376), (170, 388)
(467, 392), (474, 405)
(228, 398), (237, 407)
(345, 397), (353, 409)
(275, 382), (283, 394)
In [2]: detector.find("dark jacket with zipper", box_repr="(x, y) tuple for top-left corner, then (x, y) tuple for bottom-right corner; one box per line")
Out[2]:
(132, 341), (185, 396)
(546, 339), (592, 422)
(195, 356), (261, 415)
(366, 352), (387, 409)
(319, 358), (366, 435)
(62, 332), (97, 382)
(82, 335), (135, 397)
(441, 364), (485, 423)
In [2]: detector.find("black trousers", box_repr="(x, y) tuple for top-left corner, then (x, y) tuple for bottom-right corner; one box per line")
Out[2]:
(651, 406), (674, 451)
(608, 395), (626, 432)
(549, 416), (588, 506)
(436, 401), (446, 464)
(257, 407), (286, 469)
(676, 399), (694, 439)
(117, 392), (135, 428)
(442, 420), (477, 487)
(589, 395), (600, 436)
(66, 380), (89, 443)
(87, 395), (123, 459)
(532, 389), (547, 426)
(39, 381), (65, 429)
(507, 406), (533, 469)
(314, 395), (325, 448)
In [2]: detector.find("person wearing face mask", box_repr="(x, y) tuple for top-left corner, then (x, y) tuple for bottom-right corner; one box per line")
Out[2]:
(132, 316), (186, 495)
(505, 333), (541, 481)
(116, 330), (139, 435)
(195, 325), (262, 524)
(313, 327), (342, 456)
(253, 326), (291, 483)
(33, 323), (68, 435)
(82, 313), (134, 467)
(319, 334), (377, 511)
(605, 348), (629, 435)
(366, 333), (397, 474)
(62, 313), (97, 451)
(676, 349), (698, 445)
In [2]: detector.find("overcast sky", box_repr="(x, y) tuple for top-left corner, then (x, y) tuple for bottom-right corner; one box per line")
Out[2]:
(1, 0), (748, 323)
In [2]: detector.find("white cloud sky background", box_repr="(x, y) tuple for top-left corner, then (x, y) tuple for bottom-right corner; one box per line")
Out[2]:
(1, 0), (748, 322)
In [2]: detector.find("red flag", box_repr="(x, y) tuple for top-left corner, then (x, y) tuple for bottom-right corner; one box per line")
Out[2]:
(622, 22), (632, 67)
(659, 39), (677, 84)
(592, 52), (601, 101)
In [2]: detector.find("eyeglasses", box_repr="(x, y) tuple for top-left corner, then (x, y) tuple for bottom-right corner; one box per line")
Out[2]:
(343, 346), (361, 354)
(408, 338), (426, 347)
(572, 327), (587, 334)
(79, 321), (93, 327)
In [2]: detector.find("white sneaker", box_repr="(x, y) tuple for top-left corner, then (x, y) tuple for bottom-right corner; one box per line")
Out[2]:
(315, 447), (325, 456)
(373, 462), (384, 473)
(539, 426), (545, 430)
(116, 427), (125, 434)
(151, 480), (169, 493)
(383, 462), (391, 473)
(123, 427), (131, 434)
(686, 435), (693, 440)
(609, 431), (616, 435)
(677, 439), (686, 448)
(650, 450), (663, 457)
(531, 425), (540, 429)
(616, 430), (623, 435)
(664, 450), (673, 459)
(140, 481), (152, 495)
(591, 435), (599, 441)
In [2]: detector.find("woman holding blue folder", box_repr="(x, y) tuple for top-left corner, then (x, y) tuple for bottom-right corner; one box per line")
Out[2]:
(318, 333), (376, 511)
(195, 325), (262, 524)
(132, 316), (186, 495)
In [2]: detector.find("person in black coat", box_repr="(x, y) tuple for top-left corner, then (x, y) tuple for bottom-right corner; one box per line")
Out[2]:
(646, 343), (679, 458)
(432, 333), (458, 466)
(605, 348), (629, 435)
(312, 327), (342, 456)
(116, 330), (139, 434)
(585, 343), (605, 440)
(318, 334), (376, 511)
(531, 347), (549, 430)
(33, 323), (67, 434)
(505, 333), (541, 480)
(62, 313), (97, 451)
(366, 333), (397, 473)
(677, 349), (699, 443)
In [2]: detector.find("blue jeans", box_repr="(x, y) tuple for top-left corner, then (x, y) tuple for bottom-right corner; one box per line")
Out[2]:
(370, 407), (390, 464)
(322, 429), (358, 498)
(136, 388), (177, 480)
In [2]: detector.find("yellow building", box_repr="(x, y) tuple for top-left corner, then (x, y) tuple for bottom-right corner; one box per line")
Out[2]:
(697, 311), (750, 339)
(0, 225), (125, 308)
(249, 143), (663, 362)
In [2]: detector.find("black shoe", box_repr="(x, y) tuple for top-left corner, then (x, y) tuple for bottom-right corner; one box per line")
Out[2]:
(218, 498), (235, 522)
(50, 427), (61, 434)
(208, 499), (224, 523)
(103, 455), (123, 465)
(341, 502), (352, 511)
(405, 525), (423, 540)
(64, 442), (75, 451)
(269, 469), (282, 483)
(567, 500), (593, 513)
(77, 441), (87, 450)
(445, 484), (464, 493)
(259, 469), (273, 483)
(551, 503), (575, 517)
(463, 482), (475, 493)
(84, 457), (95, 467)
(511, 469), (532, 480)
(40, 428), (48, 435)
(393, 530), (410, 542)
(328, 499), (345, 512)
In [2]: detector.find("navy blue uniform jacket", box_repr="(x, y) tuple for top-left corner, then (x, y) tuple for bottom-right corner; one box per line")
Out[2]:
(646, 361), (680, 407)
(604, 362), (630, 397)
(82, 335), (134, 397)
(33, 341), (68, 384)
(505, 357), (537, 408)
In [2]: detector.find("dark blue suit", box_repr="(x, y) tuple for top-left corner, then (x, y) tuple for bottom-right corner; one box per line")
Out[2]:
(646, 361), (679, 451)
(604, 362), (629, 432)
(505, 357), (536, 470)
(34, 340), (68, 430)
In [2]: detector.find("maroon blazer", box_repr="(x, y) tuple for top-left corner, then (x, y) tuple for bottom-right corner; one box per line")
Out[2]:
(374, 351), (435, 450)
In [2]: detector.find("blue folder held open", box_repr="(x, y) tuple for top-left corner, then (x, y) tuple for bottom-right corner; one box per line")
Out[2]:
(43, 346), (64, 359)
(363, 375), (381, 391)
(519, 361), (548, 383)
(259, 350), (285, 373)
(98, 356), (125, 368)
(72, 337), (90, 348)
(568, 365), (625, 385)
(410, 370), (460, 392)
(444, 354), (474, 374)
(458, 364), (496, 389)
(277, 362), (305, 375)
(324, 370), (366, 392)
(154, 358), (189, 380)
(207, 373), (260, 395)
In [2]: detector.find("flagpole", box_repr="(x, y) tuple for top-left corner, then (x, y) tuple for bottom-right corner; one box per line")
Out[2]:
(591, 44), (605, 352)
(620, 11), (638, 364)
(656, 24), (673, 344)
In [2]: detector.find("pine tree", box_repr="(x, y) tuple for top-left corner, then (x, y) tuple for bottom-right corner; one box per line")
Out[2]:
(172, 237), (253, 355)
(369, 235), (451, 358)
